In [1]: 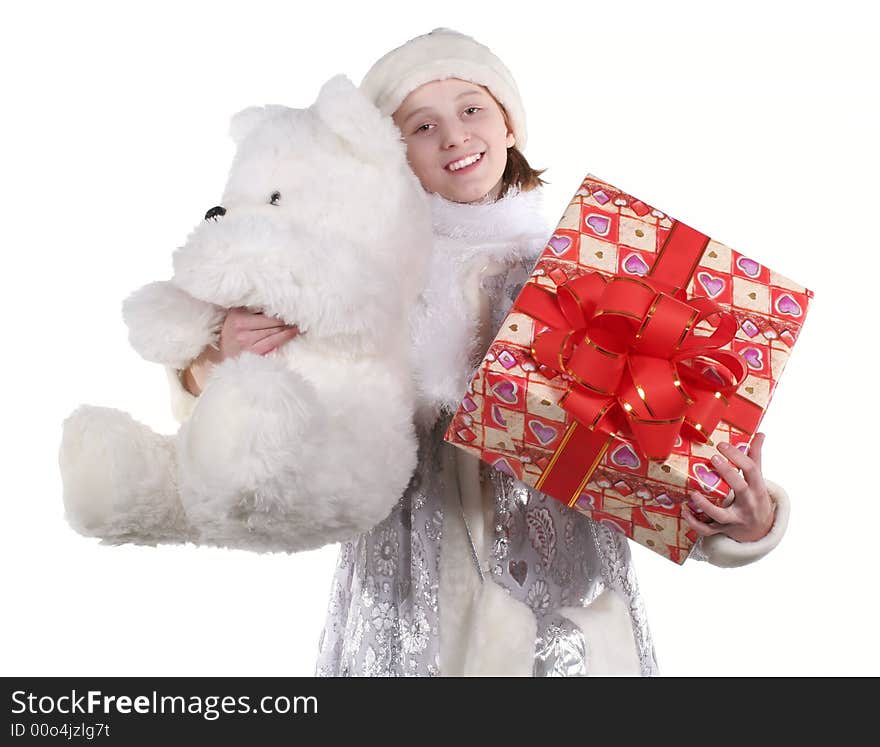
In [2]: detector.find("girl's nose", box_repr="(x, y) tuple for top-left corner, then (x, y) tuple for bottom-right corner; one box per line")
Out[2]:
(441, 122), (471, 149)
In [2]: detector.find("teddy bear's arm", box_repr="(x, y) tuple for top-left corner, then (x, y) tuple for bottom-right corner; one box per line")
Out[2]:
(122, 280), (225, 370)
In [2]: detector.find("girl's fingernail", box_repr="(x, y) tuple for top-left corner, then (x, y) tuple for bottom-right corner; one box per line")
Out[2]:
(710, 454), (723, 466)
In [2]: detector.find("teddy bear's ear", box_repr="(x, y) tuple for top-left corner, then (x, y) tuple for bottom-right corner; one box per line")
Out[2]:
(228, 104), (291, 145)
(311, 74), (399, 158)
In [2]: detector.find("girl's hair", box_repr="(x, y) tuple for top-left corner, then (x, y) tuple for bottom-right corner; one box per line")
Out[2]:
(496, 103), (547, 199)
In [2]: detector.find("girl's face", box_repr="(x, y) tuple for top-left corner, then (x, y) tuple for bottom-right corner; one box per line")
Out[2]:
(392, 78), (516, 204)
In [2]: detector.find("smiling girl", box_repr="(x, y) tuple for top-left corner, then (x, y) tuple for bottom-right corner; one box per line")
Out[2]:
(175, 28), (791, 676)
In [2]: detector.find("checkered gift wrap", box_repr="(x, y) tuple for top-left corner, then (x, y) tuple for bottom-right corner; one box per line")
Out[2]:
(443, 174), (813, 564)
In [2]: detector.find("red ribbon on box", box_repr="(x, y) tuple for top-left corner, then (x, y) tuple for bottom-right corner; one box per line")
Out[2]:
(513, 221), (763, 506)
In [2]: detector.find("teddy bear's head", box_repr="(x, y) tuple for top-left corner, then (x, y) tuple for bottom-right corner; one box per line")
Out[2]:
(171, 74), (430, 348)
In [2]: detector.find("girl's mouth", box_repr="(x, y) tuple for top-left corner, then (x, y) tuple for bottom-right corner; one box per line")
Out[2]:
(445, 151), (485, 175)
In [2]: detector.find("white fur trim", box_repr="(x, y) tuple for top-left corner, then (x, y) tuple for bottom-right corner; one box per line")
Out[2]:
(410, 187), (551, 430)
(558, 589), (642, 676)
(359, 27), (528, 150)
(462, 581), (537, 676)
(122, 281), (224, 369)
(695, 479), (791, 568)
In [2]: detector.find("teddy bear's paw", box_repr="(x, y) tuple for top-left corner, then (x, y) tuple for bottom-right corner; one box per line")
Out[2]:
(59, 405), (189, 544)
(177, 353), (322, 505)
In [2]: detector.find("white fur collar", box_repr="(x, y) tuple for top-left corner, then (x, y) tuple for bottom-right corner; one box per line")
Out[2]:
(409, 185), (552, 429)
(427, 185), (548, 251)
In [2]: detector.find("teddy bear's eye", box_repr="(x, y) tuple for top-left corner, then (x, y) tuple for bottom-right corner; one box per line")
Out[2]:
(270, 191), (281, 205)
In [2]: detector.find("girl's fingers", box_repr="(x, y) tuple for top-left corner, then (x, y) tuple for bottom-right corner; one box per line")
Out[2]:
(682, 504), (725, 537)
(710, 449), (750, 494)
(748, 432), (765, 473)
(251, 327), (301, 355)
(229, 307), (292, 331)
(686, 490), (734, 525)
(246, 324), (296, 345)
(716, 441), (764, 493)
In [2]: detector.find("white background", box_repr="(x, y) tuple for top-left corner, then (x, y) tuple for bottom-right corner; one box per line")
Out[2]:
(2, 0), (876, 676)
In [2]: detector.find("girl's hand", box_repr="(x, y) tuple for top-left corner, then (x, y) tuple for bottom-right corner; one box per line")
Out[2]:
(681, 432), (775, 543)
(219, 307), (301, 359)
(182, 308), (300, 396)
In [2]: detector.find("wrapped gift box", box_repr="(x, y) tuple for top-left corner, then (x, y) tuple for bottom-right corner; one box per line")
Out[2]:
(443, 174), (813, 564)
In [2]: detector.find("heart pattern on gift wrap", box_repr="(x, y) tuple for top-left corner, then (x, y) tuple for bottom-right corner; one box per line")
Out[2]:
(654, 493), (675, 508)
(497, 350), (517, 370)
(611, 443), (641, 470)
(575, 491), (595, 510)
(492, 380), (518, 404)
(697, 271), (725, 298)
(736, 256), (762, 277)
(585, 214), (611, 236)
(775, 293), (803, 317)
(599, 518), (625, 534)
(694, 464), (721, 489)
(742, 347), (764, 370)
(548, 235), (572, 256)
(461, 395), (477, 413)
(528, 419), (558, 446)
(741, 319), (760, 338)
(492, 458), (515, 477)
(623, 253), (649, 276)
(491, 403), (507, 428)
(509, 560), (528, 586)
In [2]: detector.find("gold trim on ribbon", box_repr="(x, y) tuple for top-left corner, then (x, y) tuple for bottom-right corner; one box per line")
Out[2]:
(536, 421), (579, 491)
(674, 309), (700, 351)
(594, 309), (642, 321)
(566, 368), (615, 397)
(567, 436), (613, 507)
(634, 294), (662, 341)
(631, 379), (657, 418)
(613, 276), (657, 294)
(670, 361), (696, 405)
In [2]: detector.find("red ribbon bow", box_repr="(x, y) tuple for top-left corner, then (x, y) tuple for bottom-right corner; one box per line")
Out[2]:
(513, 222), (762, 500)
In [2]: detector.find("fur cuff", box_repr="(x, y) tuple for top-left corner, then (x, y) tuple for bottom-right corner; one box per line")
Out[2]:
(695, 479), (791, 568)
(122, 281), (225, 369)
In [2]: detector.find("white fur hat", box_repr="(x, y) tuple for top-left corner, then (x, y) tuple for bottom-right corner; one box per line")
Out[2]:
(359, 27), (528, 151)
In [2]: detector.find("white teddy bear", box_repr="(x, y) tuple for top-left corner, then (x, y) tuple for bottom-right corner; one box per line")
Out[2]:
(59, 74), (431, 554)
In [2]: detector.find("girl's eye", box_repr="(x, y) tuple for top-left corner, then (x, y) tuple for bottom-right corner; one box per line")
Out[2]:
(270, 191), (281, 205)
(415, 123), (432, 134)
(465, 106), (480, 115)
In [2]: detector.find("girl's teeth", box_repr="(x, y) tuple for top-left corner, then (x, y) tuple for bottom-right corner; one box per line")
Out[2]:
(448, 153), (482, 171)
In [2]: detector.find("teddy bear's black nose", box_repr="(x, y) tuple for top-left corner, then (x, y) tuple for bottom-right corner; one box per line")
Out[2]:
(204, 205), (226, 221)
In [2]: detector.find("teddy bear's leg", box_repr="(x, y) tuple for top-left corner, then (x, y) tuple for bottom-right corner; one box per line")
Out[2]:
(59, 405), (192, 545)
(175, 353), (325, 551)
